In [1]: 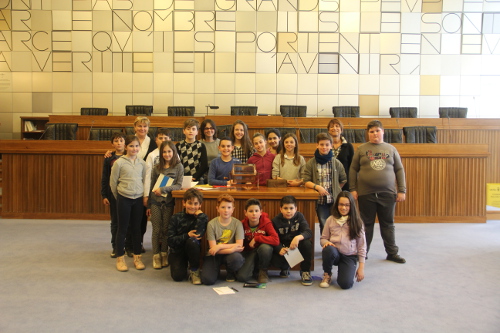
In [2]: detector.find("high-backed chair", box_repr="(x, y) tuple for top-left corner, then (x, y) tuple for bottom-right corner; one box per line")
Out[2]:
(383, 129), (403, 143)
(81, 107), (108, 116)
(343, 129), (366, 143)
(89, 128), (122, 141)
(332, 106), (360, 118)
(280, 105), (307, 117)
(231, 106), (258, 116)
(265, 127), (296, 138)
(126, 105), (153, 116)
(439, 107), (467, 118)
(161, 128), (184, 142)
(217, 125), (232, 139)
(403, 126), (438, 143)
(299, 128), (324, 143)
(125, 126), (158, 138)
(43, 123), (78, 140)
(167, 106), (195, 117)
(389, 107), (417, 118)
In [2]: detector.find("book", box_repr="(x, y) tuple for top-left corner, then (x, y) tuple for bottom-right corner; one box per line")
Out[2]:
(152, 174), (174, 197)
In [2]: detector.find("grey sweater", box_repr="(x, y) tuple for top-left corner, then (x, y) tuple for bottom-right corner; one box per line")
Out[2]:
(110, 155), (146, 200)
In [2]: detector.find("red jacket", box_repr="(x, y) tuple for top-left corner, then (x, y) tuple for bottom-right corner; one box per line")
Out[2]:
(241, 212), (280, 251)
(248, 151), (275, 186)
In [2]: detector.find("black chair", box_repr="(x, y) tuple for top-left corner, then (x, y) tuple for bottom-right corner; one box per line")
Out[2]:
(126, 105), (153, 116)
(43, 123), (78, 140)
(403, 126), (438, 143)
(299, 128), (324, 143)
(280, 105), (307, 117)
(167, 106), (195, 117)
(217, 125), (232, 139)
(439, 107), (467, 118)
(389, 107), (417, 118)
(89, 128), (122, 141)
(332, 106), (360, 117)
(231, 106), (258, 116)
(265, 127), (296, 138)
(383, 129), (403, 143)
(125, 126), (158, 138)
(161, 128), (184, 142)
(80, 107), (108, 116)
(343, 128), (366, 143)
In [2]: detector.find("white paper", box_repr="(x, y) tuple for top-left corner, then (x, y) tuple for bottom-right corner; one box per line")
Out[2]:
(213, 286), (236, 295)
(181, 176), (198, 189)
(152, 174), (174, 197)
(284, 247), (304, 268)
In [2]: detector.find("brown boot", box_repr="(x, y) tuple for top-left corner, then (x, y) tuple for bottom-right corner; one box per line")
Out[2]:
(161, 252), (169, 267)
(133, 254), (145, 270)
(153, 254), (162, 269)
(116, 255), (128, 272)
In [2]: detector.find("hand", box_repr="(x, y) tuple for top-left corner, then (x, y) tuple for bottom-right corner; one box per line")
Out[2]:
(249, 238), (256, 248)
(188, 230), (201, 240)
(396, 193), (406, 202)
(289, 236), (300, 250)
(233, 244), (244, 252)
(104, 150), (112, 158)
(102, 198), (110, 206)
(279, 247), (289, 256)
(317, 186), (329, 196)
(351, 191), (358, 200)
(322, 241), (336, 249)
(146, 209), (151, 217)
(287, 179), (302, 187)
(356, 267), (364, 282)
(153, 188), (162, 196)
(143, 197), (148, 207)
(208, 245), (219, 256)
(194, 209), (203, 216)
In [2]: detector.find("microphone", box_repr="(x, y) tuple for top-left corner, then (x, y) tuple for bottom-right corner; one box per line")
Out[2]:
(88, 119), (95, 140)
(316, 108), (324, 117)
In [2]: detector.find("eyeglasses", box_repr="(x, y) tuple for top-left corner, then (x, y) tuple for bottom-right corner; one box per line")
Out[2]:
(338, 204), (350, 207)
(204, 127), (215, 131)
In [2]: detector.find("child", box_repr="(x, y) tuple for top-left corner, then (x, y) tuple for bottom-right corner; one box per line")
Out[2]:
(320, 191), (366, 289)
(271, 195), (313, 286)
(147, 141), (183, 269)
(110, 135), (147, 272)
(101, 132), (126, 258)
(201, 194), (245, 285)
(143, 128), (171, 207)
(176, 118), (209, 184)
(248, 133), (275, 186)
(230, 120), (253, 163)
(272, 133), (306, 187)
(303, 132), (347, 235)
(208, 137), (241, 186)
(167, 188), (208, 284)
(265, 128), (281, 155)
(236, 198), (279, 284)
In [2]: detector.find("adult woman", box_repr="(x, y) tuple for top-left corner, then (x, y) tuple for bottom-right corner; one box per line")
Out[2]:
(265, 128), (281, 155)
(327, 118), (354, 191)
(272, 133), (305, 186)
(230, 120), (253, 163)
(200, 119), (220, 166)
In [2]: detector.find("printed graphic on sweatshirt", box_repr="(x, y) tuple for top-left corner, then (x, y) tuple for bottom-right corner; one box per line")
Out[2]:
(366, 150), (390, 171)
(217, 229), (232, 244)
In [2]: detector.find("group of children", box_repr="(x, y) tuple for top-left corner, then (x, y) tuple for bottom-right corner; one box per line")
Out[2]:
(101, 117), (366, 289)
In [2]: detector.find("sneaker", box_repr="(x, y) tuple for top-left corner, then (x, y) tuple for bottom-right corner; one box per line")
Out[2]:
(319, 272), (332, 288)
(161, 252), (169, 267)
(133, 254), (145, 270)
(301, 271), (313, 286)
(279, 269), (290, 278)
(226, 271), (236, 282)
(386, 254), (406, 264)
(152, 254), (162, 269)
(116, 255), (128, 272)
(190, 270), (202, 285)
(257, 270), (269, 284)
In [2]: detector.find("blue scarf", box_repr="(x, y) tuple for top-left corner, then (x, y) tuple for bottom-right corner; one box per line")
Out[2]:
(314, 149), (333, 165)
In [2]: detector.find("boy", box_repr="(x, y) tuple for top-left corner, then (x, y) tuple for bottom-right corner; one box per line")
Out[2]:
(303, 132), (347, 235)
(176, 118), (209, 184)
(166, 188), (208, 284)
(143, 128), (171, 207)
(201, 194), (245, 285)
(208, 136), (241, 186)
(101, 132), (126, 258)
(271, 195), (313, 286)
(236, 198), (279, 283)
(248, 133), (275, 186)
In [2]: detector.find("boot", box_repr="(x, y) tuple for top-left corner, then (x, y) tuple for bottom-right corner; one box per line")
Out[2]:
(133, 254), (145, 270)
(153, 254), (162, 269)
(161, 252), (169, 267)
(116, 255), (128, 272)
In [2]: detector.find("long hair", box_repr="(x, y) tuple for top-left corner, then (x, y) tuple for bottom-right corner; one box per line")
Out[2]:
(157, 140), (180, 171)
(279, 133), (301, 167)
(230, 120), (253, 158)
(331, 191), (364, 240)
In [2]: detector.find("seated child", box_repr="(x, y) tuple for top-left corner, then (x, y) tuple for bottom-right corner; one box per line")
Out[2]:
(248, 133), (275, 186)
(208, 137), (241, 186)
(320, 191), (366, 290)
(166, 188), (208, 284)
(236, 198), (280, 284)
(201, 194), (245, 285)
(271, 195), (313, 286)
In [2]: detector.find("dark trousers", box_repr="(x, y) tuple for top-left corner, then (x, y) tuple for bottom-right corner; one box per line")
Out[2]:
(201, 252), (245, 285)
(115, 194), (143, 257)
(169, 238), (201, 282)
(316, 202), (333, 235)
(108, 195), (118, 251)
(358, 192), (399, 255)
(271, 239), (313, 272)
(236, 244), (273, 282)
(322, 245), (358, 289)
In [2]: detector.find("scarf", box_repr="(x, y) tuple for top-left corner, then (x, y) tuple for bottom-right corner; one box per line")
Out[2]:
(336, 215), (349, 226)
(314, 149), (333, 165)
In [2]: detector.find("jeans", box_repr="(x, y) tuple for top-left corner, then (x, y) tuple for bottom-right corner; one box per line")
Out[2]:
(271, 239), (313, 272)
(201, 252), (245, 285)
(115, 194), (143, 257)
(169, 238), (201, 282)
(108, 195), (118, 251)
(236, 244), (273, 282)
(322, 245), (358, 289)
(358, 192), (399, 255)
(316, 202), (333, 235)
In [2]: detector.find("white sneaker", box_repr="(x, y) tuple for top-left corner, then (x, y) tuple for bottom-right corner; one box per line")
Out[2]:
(319, 272), (331, 288)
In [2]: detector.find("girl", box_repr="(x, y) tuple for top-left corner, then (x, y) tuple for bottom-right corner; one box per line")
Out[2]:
(265, 128), (281, 155)
(110, 135), (147, 272)
(320, 191), (366, 289)
(327, 118), (354, 191)
(147, 141), (184, 269)
(248, 133), (275, 186)
(230, 120), (253, 163)
(272, 133), (306, 187)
